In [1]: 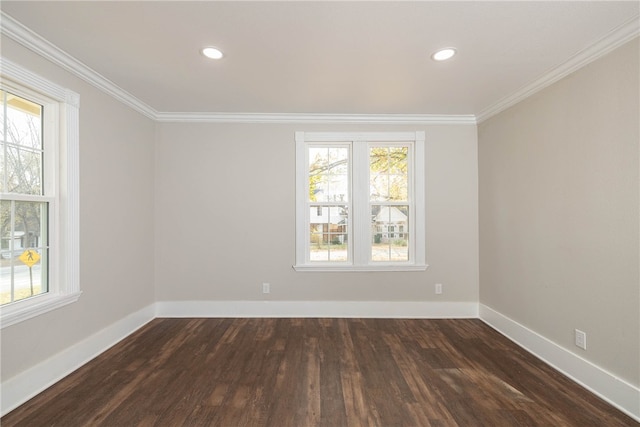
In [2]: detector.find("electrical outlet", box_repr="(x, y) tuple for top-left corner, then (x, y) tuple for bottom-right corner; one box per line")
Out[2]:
(435, 283), (443, 295)
(262, 283), (270, 294)
(575, 329), (587, 350)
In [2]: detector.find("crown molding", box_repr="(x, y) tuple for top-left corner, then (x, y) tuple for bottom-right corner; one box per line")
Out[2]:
(0, 11), (158, 120)
(155, 112), (477, 125)
(477, 15), (640, 123)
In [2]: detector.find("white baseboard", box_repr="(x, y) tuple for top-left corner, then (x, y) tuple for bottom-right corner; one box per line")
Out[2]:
(0, 303), (156, 416)
(479, 304), (640, 422)
(155, 300), (479, 319)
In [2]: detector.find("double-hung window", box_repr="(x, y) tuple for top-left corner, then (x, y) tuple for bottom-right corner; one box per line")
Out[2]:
(0, 58), (80, 328)
(295, 131), (426, 271)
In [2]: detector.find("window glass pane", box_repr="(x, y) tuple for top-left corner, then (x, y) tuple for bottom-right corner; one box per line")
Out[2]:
(371, 205), (409, 262)
(1, 200), (48, 305)
(5, 146), (42, 195)
(0, 90), (5, 142)
(6, 93), (42, 149)
(0, 147), (5, 193)
(14, 200), (47, 249)
(1, 92), (43, 195)
(0, 248), (48, 304)
(1, 200), (10, 254)
(309, 205), (348, 262)
(309, 146), (349, 202)
(1, 91), (5, 193)
(370, 146), (408, 202)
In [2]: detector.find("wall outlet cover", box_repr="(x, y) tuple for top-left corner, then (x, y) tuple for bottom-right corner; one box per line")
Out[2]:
(575, 329), (587, 350)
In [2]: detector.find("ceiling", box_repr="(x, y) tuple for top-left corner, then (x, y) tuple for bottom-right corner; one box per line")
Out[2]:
(1, 1), (638, 119)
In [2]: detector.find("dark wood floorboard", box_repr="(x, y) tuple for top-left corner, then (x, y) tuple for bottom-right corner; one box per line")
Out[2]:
(2, 318), (638, 427)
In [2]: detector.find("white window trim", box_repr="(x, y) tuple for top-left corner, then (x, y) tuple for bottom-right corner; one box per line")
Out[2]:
(0, 58), (80, 328)
(294, 131), (427, 272)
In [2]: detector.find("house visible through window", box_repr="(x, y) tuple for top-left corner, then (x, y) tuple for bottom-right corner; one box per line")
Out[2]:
(295, 131), (426, 272)
(1, 58), (80, 328)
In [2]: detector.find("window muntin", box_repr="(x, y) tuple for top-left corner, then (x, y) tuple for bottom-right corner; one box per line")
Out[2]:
(295, 131), (426, 272)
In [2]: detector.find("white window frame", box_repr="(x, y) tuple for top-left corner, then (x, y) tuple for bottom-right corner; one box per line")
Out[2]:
(0, 58), (80, 328)
(294, 131), (426, 272)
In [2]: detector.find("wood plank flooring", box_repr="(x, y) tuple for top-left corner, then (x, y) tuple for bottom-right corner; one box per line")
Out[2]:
(2, 318), (638, 426)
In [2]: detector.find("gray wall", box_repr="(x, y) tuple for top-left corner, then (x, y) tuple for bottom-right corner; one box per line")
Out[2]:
(154, 123), (479, 303)
(0, 38), (157, 382)
(478, 39), (639, 385)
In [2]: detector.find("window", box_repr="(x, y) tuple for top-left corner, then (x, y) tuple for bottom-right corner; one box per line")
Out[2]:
(0, 58), (80, 328)
(295, 131), (426, 271)
(1, 90), (49, 303)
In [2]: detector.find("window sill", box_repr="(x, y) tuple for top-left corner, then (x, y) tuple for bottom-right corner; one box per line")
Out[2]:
(293, 264), (428, 272)
(1, 291), (82, 329)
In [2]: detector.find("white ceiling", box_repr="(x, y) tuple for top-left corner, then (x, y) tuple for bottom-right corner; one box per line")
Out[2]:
(1, 1), (638, 119)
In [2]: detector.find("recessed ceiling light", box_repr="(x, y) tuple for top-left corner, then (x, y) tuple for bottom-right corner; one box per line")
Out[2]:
(431, 48), (456, 61)
(201, 47), (224, 60)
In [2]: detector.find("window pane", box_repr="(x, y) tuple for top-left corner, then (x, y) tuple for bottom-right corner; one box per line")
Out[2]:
(5, 146), (42, 195)
(1, 91), (5, 192)
(370, 146), (408, 202)
(1, 200), (10, 254)
(0, 90), (5, 142)
(0, 249), (48, 305)
(1, 92), (43, 196)
(6, 93), (42, 149)
(309, 147), (349, 202)
(1, 200), (49, 305)
(309, 205), (348, 262)
(0, 147), (4, 193)
(371, 205), (409, 262)
(14, 200), (47, 248)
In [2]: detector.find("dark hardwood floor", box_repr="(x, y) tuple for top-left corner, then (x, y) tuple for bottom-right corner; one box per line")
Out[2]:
(2, 318), (638, 426)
